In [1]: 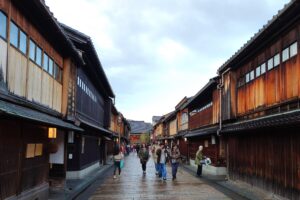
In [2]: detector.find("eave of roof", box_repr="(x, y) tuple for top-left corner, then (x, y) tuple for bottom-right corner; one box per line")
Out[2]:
(185, 125), (218, 138)
(221, 109), (300, 134)
(183, 77), (218, 109)
(15, 0), (84, 65)
(61, 24), (115, 98)
(218, 0), (297, 73)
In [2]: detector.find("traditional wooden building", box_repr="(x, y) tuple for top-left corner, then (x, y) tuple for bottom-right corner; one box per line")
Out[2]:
(218, 1), (300, 199)
(129, 120), (152, 144)
(60, 25), (116, 179)
(183, 77), (226, 175)
(0, 0), (83, 199)
(174, 97), (191, 161)
(108, 106), (131, 153)
(152, 117), (164, 142)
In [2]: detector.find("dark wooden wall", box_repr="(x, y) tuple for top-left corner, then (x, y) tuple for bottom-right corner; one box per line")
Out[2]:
(189, 106), (213, 130)
(76, 67), (105, 127)
(227, 128), (300, 200)
(188, 136), (220, 166)
(178, 138), (188, 159)
(80, 135), (100, 169)
(0, 119), (48, 199)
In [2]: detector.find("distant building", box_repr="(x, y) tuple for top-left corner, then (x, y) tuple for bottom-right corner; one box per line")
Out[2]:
(152, 116), (162, 125)
(128, 120), (152, 144)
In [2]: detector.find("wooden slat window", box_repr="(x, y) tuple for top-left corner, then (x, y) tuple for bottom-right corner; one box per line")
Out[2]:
(0, 11), (7, 40)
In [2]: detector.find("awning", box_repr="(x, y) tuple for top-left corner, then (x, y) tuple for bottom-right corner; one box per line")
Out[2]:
(221, 109), (300, 134)
(0, 100), (83, 131)
(174, 131), (188, 138)
(79, 118), (112, 134)
(185, 126), (218, 138)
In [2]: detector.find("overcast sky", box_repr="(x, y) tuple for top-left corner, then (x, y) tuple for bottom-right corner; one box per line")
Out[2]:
(46, 0), (290, 123)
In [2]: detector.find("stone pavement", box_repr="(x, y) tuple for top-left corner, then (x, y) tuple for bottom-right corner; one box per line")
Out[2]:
(88, 153), (235, 200)
(49, 163), (113, 200)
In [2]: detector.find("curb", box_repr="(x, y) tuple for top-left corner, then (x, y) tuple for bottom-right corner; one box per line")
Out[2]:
(181, 164), (250, 200)
(67, 164), (113, 200)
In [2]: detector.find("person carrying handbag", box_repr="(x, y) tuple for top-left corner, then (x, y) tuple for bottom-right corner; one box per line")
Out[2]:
(113, 146), (124, 179)
(195, 145), (203, 177)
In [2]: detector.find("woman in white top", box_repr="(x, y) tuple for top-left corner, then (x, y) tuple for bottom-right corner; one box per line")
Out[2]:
(113, 146), (124, 179)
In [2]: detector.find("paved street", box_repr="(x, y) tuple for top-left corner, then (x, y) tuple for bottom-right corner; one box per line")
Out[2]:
(83, 153), (236, 200)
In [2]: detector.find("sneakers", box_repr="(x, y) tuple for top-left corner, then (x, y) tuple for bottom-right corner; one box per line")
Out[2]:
(113, 175), (116, 179)
(162, 177), (167, 181)
(155, 172), (158, 176)
(143, 171), (146, 175)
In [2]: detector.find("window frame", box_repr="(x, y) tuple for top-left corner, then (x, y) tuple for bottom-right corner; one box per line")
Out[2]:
(0, 11), (7, 40)
(256, 66), (261, 77)
(19, 29), (27, 55)
(282, 47), (289, 62)
(29, 39), (36, 62)
(261, 63), (266, 74)
(267, 57), (273, 71)
(290, 42), (298, 58)
(10, 21), (19, 48)
(273, 53), (280, 67)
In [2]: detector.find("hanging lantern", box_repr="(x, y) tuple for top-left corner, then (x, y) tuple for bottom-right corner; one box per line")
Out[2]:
(48, 128), (57, 139)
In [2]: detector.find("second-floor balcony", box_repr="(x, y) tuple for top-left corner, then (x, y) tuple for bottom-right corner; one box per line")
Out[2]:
(189, 106), (213, 130)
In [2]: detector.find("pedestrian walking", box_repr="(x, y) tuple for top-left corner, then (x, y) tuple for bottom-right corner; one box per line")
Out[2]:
(170, 144), (180, 180)
(157, 143), (168, 181)
(152, 142), (160, 175)
(195, 145), (203, 177)
(138, 143), (150, 174)
(113, 146), (124, 179)
(136, 143), (140, 155)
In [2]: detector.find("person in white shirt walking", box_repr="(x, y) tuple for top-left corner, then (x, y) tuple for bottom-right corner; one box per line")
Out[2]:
(113, 146), (124, 179)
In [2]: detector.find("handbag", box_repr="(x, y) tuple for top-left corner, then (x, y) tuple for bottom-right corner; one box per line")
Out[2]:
(120, 159), (124, 168)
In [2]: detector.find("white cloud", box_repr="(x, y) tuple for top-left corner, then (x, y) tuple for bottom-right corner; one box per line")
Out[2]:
(46, 0), (290, 122)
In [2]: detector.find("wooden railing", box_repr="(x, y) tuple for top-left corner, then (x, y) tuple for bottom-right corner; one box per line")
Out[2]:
(189, 106), (213, 130)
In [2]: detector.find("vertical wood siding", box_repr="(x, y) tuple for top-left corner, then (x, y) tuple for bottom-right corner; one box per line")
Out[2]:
(212, 89), (220, 124)
(222, 72), (237, 120)
(0, 39), (7, 83)
(227, 129), (300, 200)
(27, 61), (42, 103)
(236, 25), (300, 116)
(0, 120), (49, 199)
(0, 120), (20, 199)
(189, 106), (213, 130)
(52, 81), (62, 112)
(188, 137), (220, 166)
(8, 47), (27, 97)
(169, 119), (177, 136)
(41, 73), (54, 108)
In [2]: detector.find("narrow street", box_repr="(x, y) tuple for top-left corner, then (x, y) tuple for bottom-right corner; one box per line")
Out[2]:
(76, 153), (248, 200)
